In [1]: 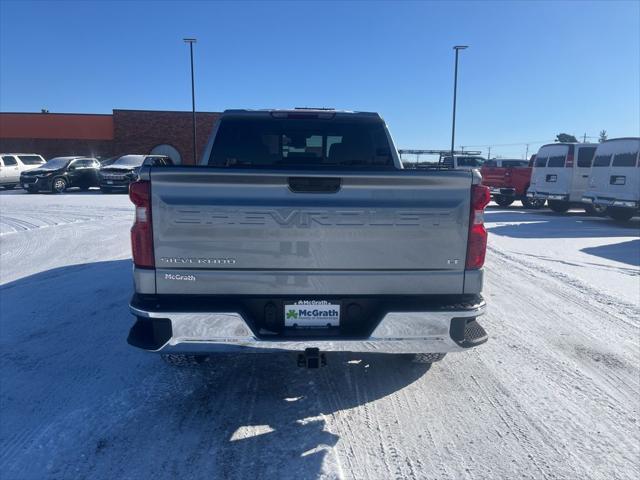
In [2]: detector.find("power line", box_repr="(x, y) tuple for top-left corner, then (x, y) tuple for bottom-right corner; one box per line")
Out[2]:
(464, 134), (600, 149)
(462, 139), (553, 148)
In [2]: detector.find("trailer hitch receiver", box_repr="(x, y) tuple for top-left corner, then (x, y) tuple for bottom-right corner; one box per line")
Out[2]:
(297, 348), (326, 369)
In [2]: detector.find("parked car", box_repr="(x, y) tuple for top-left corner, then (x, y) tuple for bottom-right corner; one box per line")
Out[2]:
(99, 154), (172, 193)
(99, 154), (146, 193)
(126, 108), (489, 369)
(441, 155), (486, 171)
(0, 153), (46, 189)
(20, 156), (100, 193)
(582, 137), (640, 222)
(481, 158), (544, 208)
(526, 142), (600, 213)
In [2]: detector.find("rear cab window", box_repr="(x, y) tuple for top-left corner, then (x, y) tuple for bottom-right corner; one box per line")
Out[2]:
(501, 160), (528, 168)
(458, 156), (485, 167)
(208, 113), (394, 169)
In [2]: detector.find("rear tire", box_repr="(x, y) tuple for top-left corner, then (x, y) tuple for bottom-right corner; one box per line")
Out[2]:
(548, 200), (570, 213)
(100, 187), (112, 194)
(607, 207), (635, 222)
(407, 353), (447, 364)
(80, 186), (90, 191)
(584, 204), (607, 216)
(522, 196), (545, 209)
(494, 195), (514, 207)
(161, 354), (209, 367)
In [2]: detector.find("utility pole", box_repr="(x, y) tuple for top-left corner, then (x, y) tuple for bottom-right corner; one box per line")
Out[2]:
(450, 45), (468, 159)
(525, 144), (529, 160)
(583, 133), (587, 143)
(183, 38), (197, 164)
(487, 146), (491, 160)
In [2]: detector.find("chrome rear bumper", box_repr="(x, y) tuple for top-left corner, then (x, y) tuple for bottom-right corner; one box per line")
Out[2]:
(128, 296), (487, 354)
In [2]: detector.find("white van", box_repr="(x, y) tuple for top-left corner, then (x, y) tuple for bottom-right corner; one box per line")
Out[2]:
(527, 143), (599, 213)
(582, 138), (639, 222)
(0, 153), (46, 189)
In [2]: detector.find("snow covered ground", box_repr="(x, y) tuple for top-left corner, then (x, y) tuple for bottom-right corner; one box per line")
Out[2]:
(1, 190), (638, 480)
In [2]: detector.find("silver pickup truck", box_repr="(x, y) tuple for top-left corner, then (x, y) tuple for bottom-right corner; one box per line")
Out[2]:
(127, 109), (490, 368)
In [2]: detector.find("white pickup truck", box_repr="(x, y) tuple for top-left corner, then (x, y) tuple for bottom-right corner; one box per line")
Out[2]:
(126, 109), (489, 368)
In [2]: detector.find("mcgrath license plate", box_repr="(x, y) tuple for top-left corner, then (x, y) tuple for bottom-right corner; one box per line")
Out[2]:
(284, 301), (340, 328)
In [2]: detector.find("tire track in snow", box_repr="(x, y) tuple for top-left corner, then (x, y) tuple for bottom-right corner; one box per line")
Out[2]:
(486, 253), (639, 404)
(488, 245), (639, 326)
(481, 254), (639, 477)
(0, 207), (130, 236)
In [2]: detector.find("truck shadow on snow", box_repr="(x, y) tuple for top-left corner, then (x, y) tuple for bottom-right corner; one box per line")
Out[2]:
(485, 211), (640, 267)
(0, 259), (430, 480)
(580, 239), (640, 267)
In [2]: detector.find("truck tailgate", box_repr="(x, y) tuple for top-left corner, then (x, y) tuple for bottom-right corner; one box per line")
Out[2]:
(150, 168), (472, 295)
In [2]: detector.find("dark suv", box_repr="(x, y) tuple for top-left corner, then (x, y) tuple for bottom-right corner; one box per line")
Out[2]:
(99, 154), (172, 193)
(20, 156), (100, 193)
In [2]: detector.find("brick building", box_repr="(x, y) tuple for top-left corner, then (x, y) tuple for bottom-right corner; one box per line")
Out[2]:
(0, 109), (221, 165)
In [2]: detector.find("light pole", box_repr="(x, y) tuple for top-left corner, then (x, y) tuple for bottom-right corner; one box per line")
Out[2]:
(183, 38), (197, 164)
(450, 45), (468, 159)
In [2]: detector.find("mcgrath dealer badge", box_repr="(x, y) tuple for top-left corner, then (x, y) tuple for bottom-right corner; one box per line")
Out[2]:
(284, 301), (340, 328)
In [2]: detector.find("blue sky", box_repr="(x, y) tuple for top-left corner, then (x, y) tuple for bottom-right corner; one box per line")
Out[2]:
(1, 0), (638, 158)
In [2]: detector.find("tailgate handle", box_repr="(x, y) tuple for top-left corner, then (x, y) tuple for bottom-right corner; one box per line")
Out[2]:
(288, 177), (341, 193)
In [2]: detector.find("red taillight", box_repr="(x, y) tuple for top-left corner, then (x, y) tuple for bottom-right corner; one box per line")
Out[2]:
(565, 152), (574, 168)
(466, 184), (490, 270)
(129, 180), (154, 268)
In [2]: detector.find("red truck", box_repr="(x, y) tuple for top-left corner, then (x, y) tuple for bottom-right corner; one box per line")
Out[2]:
(480, 157), (545, 208)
